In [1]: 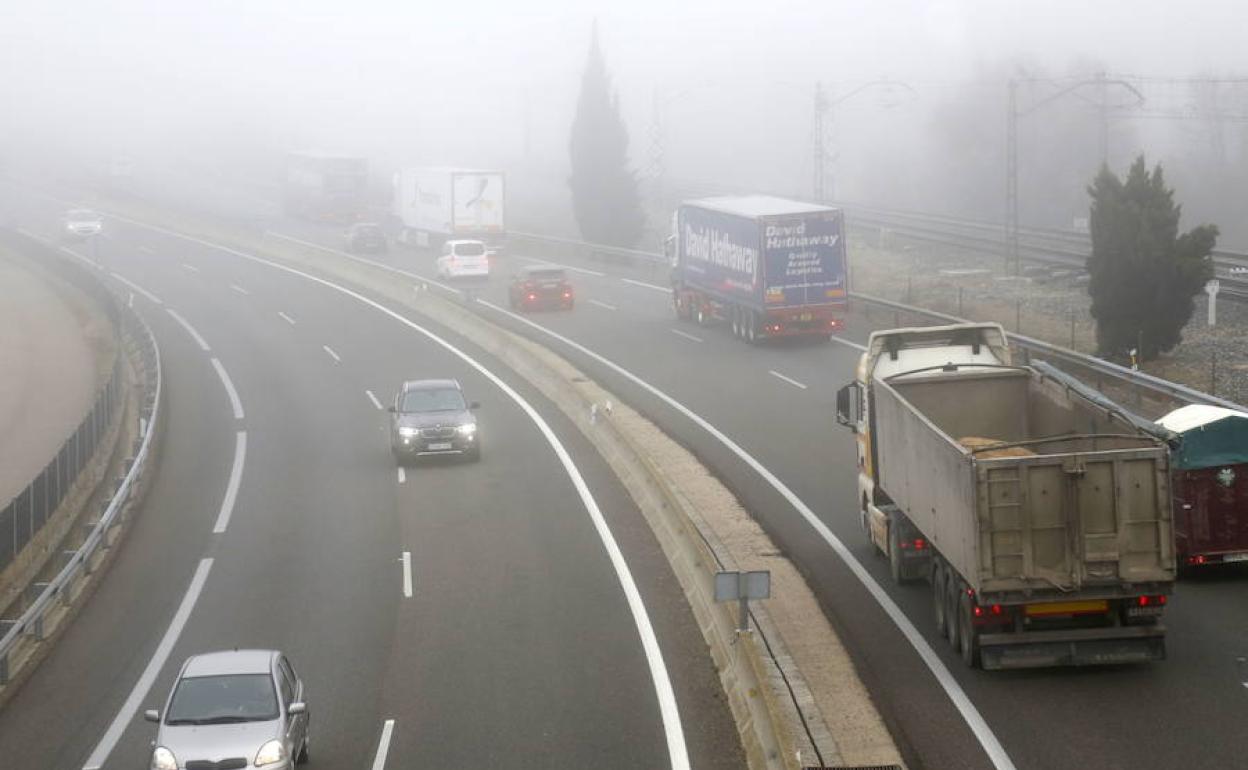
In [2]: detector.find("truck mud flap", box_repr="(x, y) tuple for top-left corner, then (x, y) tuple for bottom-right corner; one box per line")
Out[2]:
(979, 626), (1166, 670)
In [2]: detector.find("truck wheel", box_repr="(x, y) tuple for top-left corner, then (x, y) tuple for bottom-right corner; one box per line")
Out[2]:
(945, 578), (961, 649)
(959, 594), (981, 668)
(932, 562), (948, 637)
(744, 311), (758, 343)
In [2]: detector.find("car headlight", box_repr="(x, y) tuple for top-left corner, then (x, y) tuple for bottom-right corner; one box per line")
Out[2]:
(398, 426), (418, 438)
(151, 746), (178, 770)
(457, 423), (476, 436)
(255, 739), (287, 766)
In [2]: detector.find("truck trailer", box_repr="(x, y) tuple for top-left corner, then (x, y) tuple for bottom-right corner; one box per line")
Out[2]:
(836, 323), (1177, 670)
(393, 167), (505, 253)
(666, 196), (848, 342)
(283, 153), (368, 222)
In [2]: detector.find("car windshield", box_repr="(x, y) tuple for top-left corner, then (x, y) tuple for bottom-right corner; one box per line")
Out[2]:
(353, 224), (381, 235)
(454, 242), (486, 257)
(165, 674), (278, 724)
(67, 210), (97, 220)
(527, 268), (566, 281)
(401, 387), (466, 413)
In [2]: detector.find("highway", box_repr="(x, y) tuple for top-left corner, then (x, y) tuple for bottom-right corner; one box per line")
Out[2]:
(267, 216), (1248, 770)
(0, 190), (745, 769)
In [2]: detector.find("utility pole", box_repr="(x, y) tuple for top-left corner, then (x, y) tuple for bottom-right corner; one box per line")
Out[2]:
(1005, 78), (1020, 276)
(813, 81), (829, 203)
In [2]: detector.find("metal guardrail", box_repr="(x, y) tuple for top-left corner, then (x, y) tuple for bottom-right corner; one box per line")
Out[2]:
(509, 231), (1245, 412)
(0, 242), (162, 685)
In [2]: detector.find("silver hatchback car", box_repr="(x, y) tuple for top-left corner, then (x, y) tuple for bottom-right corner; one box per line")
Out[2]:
(145, 649), (309, 769)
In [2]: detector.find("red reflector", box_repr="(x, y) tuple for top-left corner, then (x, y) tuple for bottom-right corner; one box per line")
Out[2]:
(990, 603), (1003, 615)
(973, 606), (984, 617)
(1137, 596), (1152, 607)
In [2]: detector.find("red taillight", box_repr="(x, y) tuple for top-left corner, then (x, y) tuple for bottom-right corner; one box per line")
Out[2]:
(1137, 595), (1168, 607)
(990, 603), (1003, 615)
(913, 538), (926, 550)
(527, 293), (537, 301)
(973, 605), (984, 617)
(563, 290), (572, 299)
(1188, 554), (1207, 565)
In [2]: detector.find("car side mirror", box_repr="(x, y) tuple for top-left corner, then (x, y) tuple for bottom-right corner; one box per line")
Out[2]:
(287, 702), (307, 716)
(144, 709), (160, 723)
(469, 401), (480, 410)
(835, 383), (860, 433)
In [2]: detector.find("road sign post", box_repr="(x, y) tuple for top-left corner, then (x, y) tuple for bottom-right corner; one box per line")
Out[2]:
(714, 570), (771, 634)
(1205, 279), (1221, 327)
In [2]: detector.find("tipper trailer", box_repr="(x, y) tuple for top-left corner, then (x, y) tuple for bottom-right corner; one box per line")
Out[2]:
(836, 323), (1177, 670)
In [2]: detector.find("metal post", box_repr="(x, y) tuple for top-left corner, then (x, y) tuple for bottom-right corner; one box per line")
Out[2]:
(1005, 79), (1020, 276)
(1070, 307), (1076, 349)
(813, 82), (828, 203)
(1016, 298), (1021, 332)
(957, 286), (963, 317)
(1211, 351), (1218, 396)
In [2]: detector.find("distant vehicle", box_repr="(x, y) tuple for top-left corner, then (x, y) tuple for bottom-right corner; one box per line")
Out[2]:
(62, 208), (103, 239)
(389, 379), (480, 462)
(283, 152), (368, 222)
(436, 239), (490, 280)
(344, 222), (387, 253)
(144, 649), (309, 770)
(1156, 405), (1248, 570)
(393, 167), (505, 253)
(667, 195), (848, 342)
(508, 265), (574, 311)
(1229, 265), (1248, 276)
(837, 322), (1175, 670)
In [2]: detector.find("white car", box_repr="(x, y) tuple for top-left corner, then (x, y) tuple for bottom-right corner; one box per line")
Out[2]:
(436, 239), (490, 279)
(62, 208), (103, 239)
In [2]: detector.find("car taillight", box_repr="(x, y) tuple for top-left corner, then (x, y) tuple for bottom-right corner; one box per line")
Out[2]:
(1188, 554), (1207, 565)
(562, 290), (572, 299)
(527, 293), (537, 301)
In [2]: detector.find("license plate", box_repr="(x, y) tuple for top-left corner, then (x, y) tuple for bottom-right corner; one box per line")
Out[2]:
(1024, 600), (1108, 617)
(427, 442), (453, 451)
(1224, 552), (1248, 563)
(799, 313), (813, 321)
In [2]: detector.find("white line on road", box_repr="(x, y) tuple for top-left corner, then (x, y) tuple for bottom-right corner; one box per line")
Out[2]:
(768, 370), (808, 390)
(831, 335), (867, 352)
(278, 311), (297, 325)
(211, 358), (245, 420)
(110, 272), (163, 305)
(138, 245), (155, 255)
(397, 466), (406, 484)
(213, 431), (247, 534)
(473, 298), (1019, 770)
(366, 390), (384, 410)
(229, 283), (250, 295)
(588, 299), (618, 311)
(106, 218), (691, 770)
(622, 277), (670, 293)
(81, 558), (214, 770)
(519, 255), (605, 277)
(181, 263), (200, 273)
(264, 229), (463, 296)
(371, 719), (396, 770)
(323, 345), (341, 363)
(166, 308), (211, 351)
(127, 292), (134, 308)
(670, 328), (703, 343)
(401, 551), (413, 598)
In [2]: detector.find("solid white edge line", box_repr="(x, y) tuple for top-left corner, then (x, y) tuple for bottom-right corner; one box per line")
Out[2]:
(211, 358), (246, 420)
(519, 255), (606, 277)
(109, 272), (164, 305)
(831, 335), (868, 352)
(622, 277), (671, 293)
(166, 308), (211, 351)
(371, 719), (396, 770)
(213, 431), (247, 534)
(397, 466), (406, 484)
(278, 311), (297, 325)
(768, 370), (809, 390)
(81, 558), (214, 770)
(401, 551), (413, 598)
(472, 297), (1019, 770)
(181, 263), (200, 273)
(670, 328), (703, 343)
(366, 390), (384, 410)
(588, 299), (619, 311)
(323, 345), (341, 363)
(138, 245), (155, 255)
(108, 216), (690, 770)
(229, 283), (249, 295)
(265, 229), (464, 296)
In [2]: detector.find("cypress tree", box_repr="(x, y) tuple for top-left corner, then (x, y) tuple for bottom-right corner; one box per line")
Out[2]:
(1087, 156), (1216, 360)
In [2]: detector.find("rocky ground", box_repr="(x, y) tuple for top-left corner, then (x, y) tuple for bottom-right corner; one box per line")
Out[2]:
(847, 230), (1248, 408)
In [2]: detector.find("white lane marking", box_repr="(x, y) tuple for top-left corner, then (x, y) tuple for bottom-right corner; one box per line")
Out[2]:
(166, 308), (211, 351)
(831, 335), (868, 352)
(181, 263), (200, 273)
(211, 358), (245, 420)
(110, 272), (163, 305)
(401, 551), (413, 598)
(474, 298), (1019, 770)
(519, 255), (605, 277)
(127, 292), (134, 308)
(229, 283), (250, 295)
(371, 719), (396, 770)
(670, 328), (703, 343)
(278, 311), (297, 325)
(366, 390), (384, 410)
(588, 299), (618, 311)
(397, 466), (406, 484)
(622, 277), (670, 293)
(109, 217), (690, 770)
(323, 344), (341, 363)
(81, 558), (214, 770)
(768, 370), (808, 390)
(213, 431), (247, 533)
(138, 245), (155, 255)
(264, 229), (464, 296)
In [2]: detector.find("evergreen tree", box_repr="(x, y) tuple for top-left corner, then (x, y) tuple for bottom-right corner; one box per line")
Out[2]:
(1087, 156), (1216, 360)
(568, 25), (644, 247)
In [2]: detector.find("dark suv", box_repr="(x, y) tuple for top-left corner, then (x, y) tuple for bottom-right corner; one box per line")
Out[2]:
(345, 222), (387, 253)
(388, 379), (480, 462)
(508, 265), (574, 311)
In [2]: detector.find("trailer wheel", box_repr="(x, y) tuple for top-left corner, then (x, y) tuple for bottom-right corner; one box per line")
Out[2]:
(945, 578), (961, 649)
(958, 593), (981, 668)
(931, 562), (948, 637)
(744, 311), (758, 344)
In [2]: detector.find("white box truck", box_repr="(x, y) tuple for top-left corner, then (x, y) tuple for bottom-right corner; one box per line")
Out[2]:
(393, 167), (505, 253)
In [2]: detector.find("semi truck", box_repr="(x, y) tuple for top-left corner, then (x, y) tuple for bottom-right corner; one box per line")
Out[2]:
(1155, 405), (1248, 570)
(666, 196), (848, 342)
(836, 323), (1177, 669)
(283, 153), (368, 222)
(393, 167), (505, 252)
